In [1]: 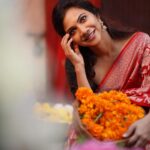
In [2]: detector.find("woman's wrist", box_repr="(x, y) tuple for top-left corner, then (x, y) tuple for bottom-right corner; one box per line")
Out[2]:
(74, 63), (85, 73)
(75, 63), (91, 88)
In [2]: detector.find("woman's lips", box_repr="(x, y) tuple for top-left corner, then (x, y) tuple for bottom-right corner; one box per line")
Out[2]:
(88, 29), (95, 41)
(84, 29), (95, 41)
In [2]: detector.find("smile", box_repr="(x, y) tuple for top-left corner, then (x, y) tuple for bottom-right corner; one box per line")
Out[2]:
(83, 29), (95, 41)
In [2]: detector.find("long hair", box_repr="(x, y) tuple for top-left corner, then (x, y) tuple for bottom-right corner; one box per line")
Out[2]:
(52, 0), (136, 97)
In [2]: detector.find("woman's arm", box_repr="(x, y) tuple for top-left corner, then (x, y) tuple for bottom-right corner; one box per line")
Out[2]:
(74, 63), (91, 88)
(61, 34), (91, 88)
(123, 112), (150, 148)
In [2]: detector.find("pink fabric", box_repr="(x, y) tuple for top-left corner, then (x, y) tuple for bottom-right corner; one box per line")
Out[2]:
(98, 32), (150, 107)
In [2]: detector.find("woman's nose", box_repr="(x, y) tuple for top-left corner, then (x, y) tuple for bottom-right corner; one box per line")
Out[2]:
(78, 25), (87, 35)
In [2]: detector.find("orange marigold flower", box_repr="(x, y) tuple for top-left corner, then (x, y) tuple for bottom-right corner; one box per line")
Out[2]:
(75, 87), (145, 141)
(75, 87), (93, 101)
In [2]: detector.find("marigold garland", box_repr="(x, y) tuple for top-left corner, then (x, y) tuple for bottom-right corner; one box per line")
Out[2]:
(75, 87), (145, 141)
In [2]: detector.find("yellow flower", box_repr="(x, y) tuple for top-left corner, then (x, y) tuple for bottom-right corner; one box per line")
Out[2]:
(34, 103), (73, 124)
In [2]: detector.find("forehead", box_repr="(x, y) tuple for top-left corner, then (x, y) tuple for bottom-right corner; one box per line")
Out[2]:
(63, 7), (92, 30)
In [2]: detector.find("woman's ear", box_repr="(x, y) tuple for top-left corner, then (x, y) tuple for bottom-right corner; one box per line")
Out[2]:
(97, 16), (102, 24)
(99, 18), (107, 30)
(97, 15), (102, 23)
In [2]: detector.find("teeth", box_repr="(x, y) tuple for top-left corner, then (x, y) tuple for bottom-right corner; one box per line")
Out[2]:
(90, 32), (93, 37)
(83, 30), (95, 41)
(88, 31), (94, 40)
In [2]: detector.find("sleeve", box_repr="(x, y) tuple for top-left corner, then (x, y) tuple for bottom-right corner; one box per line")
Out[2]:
(124, 44), (150, 107)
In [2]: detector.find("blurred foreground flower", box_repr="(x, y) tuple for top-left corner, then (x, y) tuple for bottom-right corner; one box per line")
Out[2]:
(70, 140), (143, 150)
(34, 102), (73, 124)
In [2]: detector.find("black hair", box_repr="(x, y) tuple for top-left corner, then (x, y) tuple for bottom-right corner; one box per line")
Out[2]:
(52, 0), (136, 97)
(52, 0), (100, 37)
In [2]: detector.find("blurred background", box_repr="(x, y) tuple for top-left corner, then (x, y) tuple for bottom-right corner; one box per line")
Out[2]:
(0, 0), (150, 150)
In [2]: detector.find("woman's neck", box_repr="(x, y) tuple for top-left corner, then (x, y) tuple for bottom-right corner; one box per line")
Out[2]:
(90, 30), (115, 57)
(90, 30), (129, 59)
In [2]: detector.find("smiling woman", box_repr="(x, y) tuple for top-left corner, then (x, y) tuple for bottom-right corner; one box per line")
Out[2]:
(63, 7), (102, 47)
(52, 0), (150, 149)
(52, 0), (136, 95)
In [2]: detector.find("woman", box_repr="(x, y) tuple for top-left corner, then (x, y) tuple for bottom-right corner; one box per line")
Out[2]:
(52, 0), (150, 148)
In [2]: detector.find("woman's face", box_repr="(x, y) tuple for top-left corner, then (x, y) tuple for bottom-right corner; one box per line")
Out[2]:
(63, 7), (102, 47)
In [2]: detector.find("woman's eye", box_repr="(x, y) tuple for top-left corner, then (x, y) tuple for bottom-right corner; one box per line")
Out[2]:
(80, 15), (87, 23)
(69, 29), (76, 36)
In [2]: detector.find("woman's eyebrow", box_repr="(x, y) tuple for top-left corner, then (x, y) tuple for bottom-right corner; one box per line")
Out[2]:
(77, 13), (85, 23)
(66, 13), (85, 33)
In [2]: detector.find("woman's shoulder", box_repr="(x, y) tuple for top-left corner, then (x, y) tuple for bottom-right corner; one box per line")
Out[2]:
(133, 32), (150, 51)
(128, 32), (150, 48)
(134, 31), (150, 39)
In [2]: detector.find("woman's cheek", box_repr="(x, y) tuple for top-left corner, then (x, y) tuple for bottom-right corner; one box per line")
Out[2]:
(73, 36), (80, 45)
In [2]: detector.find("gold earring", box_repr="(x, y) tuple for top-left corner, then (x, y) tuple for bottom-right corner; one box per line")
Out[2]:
(100, 21), (107, 30)
(102, 25), (107, 30)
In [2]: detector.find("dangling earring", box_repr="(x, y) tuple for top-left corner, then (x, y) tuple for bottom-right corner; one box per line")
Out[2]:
(102, 24), (107, 30)
(100, 20), (107, 30)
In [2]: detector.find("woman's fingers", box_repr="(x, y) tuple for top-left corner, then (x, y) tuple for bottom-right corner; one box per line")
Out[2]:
(60, 34), (84, 66)
(126, 134), (139, 147)
(67, 38), (73, 49)
(61, 34), (74, 55)
(61, 34), (69, 50)
(134, 138), (148, 148)
(124, 119), (150, 148)
(74, 44), (80, 54)
(123, 123), (136, 138)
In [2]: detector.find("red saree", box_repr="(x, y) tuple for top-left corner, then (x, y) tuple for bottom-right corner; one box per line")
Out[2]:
(67, 32), (150, 150)
(98, 32), (150, 107)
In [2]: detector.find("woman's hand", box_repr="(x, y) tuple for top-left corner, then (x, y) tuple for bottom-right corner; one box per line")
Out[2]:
(123, 113), (150, 148)
(61, 34), (84, 67)
(61, 34), (90, 88)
